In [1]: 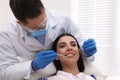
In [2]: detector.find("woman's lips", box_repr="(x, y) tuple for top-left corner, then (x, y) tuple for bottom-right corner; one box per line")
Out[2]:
(65, 53), (75, 57)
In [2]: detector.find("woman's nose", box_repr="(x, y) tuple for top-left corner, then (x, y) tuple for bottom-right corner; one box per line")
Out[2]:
(67, 45), (73, 51)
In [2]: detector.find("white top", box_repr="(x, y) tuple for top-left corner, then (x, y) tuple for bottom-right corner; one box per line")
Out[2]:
(47, 71), (95, 80)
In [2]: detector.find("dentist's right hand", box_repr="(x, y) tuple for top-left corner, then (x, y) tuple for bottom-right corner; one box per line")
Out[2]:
(32, 50), (58, 71)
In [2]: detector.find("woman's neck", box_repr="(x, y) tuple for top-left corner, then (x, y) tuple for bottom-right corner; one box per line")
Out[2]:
(62, 63), (80, 75)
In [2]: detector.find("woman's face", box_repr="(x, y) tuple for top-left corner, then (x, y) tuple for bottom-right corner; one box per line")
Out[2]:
(56, 35), (80, 65)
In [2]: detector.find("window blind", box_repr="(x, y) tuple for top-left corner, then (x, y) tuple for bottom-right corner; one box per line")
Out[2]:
(70, 0), (120, 76)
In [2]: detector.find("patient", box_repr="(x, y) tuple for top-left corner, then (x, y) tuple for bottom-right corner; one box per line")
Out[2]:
(47, 34), (95, 80)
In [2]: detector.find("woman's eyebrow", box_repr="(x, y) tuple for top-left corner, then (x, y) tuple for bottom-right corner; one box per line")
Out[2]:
(58, 42), (66, 45)
(58, 41), (76, 45)
(70, 41), (76, 43)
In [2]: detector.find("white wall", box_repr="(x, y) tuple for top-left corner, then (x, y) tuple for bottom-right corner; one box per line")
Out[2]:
(42, 0), (70, 13)
(0, 0), (70, 26)
(0, 0), (14, 26)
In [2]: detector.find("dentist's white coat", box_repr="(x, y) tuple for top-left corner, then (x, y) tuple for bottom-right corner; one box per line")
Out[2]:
(0, 10), (83, 80)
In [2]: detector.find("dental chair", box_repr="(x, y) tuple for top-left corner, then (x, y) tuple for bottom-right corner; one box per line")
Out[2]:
(83, 58), (105, 80)
(29, 58), (105, 80)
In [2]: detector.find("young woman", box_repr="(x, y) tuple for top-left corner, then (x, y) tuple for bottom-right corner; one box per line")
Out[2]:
(47, 34), (95, 80)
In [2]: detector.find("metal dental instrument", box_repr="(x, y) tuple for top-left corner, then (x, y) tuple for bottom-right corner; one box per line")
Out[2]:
(57, 53), (65, 57)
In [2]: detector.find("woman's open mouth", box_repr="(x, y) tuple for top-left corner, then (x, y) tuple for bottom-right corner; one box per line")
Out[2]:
(65, 53), (75, 57)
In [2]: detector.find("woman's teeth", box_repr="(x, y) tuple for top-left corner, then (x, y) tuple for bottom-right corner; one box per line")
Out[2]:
(65, 53), (75, 57)
(57, 53), (75, 57)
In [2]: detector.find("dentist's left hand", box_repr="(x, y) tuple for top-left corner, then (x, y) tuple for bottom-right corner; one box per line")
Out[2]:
(82, 39), (97, 57)
(32, 50), (58, 71)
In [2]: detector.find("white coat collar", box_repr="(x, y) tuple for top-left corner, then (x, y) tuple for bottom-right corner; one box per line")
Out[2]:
(18, 24), (42, 51)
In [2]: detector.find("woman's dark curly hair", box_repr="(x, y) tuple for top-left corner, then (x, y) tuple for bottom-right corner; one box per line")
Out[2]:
(52, 34), (85, 73)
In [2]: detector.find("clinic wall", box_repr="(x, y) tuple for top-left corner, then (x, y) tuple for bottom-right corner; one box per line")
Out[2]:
(0, 0), (70, 26)
(0, 0), (14, 26)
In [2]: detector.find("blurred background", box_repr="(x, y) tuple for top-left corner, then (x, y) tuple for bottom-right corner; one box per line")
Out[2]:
(0, 0), (120, 76)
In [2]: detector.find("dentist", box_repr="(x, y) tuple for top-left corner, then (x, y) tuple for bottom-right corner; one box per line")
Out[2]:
(0, 0), (97, 80)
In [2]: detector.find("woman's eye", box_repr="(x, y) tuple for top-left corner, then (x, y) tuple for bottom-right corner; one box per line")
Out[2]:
(71, 43), (77, 47)
(59, 45), (65, 48)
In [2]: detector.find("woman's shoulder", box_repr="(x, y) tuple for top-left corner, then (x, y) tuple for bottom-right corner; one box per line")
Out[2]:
(47, 71), (73, 80)
(77, 72), (95, 80)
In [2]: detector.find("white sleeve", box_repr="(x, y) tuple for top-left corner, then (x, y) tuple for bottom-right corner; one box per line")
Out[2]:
(0, 32), (31, 80)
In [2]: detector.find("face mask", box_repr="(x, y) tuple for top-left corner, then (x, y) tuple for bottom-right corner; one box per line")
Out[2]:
(31, 22), (49, 37)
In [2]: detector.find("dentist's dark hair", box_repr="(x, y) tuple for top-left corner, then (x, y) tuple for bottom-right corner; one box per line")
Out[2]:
(9, 0), (45, 24)
(52, 33), (85, 73)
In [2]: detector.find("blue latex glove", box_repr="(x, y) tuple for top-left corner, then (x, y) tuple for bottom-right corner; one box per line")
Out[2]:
(82, 39), (97, 57)
(32, 50), (58, 71)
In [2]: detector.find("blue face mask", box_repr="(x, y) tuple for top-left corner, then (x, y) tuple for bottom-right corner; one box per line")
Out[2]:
(31, 23), (49, 37)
